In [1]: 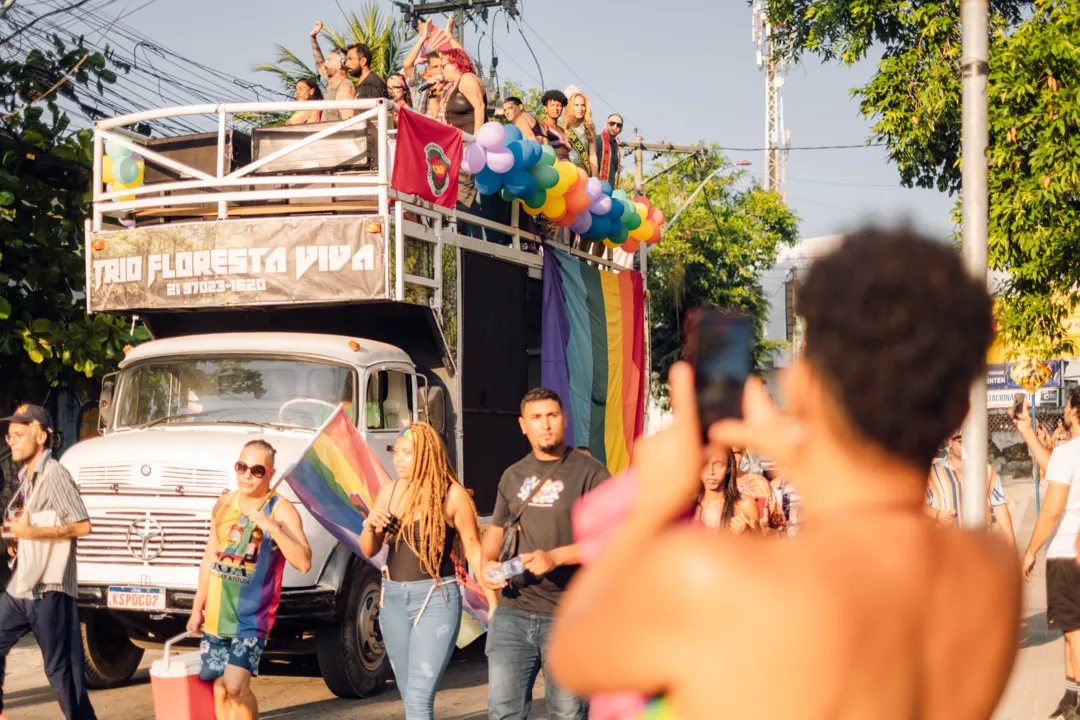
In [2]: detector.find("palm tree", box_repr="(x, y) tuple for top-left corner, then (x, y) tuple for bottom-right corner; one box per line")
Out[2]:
(253, 0), (413, 94)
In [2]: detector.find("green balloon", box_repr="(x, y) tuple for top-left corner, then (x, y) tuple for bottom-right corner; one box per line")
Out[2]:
(623, 208), (642, 231)
(612, 189), (631, 203)
(104, 138), (133, 159)
(524, 188), (547, 209)
(538, 144), (557, 167)
(114, 156), (141, 185)
(530, 164), (559, 191)
(615, 226), (630, 244)
(499, 186), (516, 203)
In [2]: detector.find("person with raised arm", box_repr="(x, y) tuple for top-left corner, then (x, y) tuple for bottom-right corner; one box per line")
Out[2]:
(310, 20), (356, 121)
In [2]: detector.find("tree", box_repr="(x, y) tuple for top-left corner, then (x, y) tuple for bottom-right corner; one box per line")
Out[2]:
(0, 34), (144, 405)
(646, 149), (800, 393)
(767, 0), (1080, 357)
(254, 1), (413, 94)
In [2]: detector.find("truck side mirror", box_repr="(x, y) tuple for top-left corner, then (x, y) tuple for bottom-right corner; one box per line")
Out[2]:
(418, 385), (445, 434)
(98, 373), (118, 433)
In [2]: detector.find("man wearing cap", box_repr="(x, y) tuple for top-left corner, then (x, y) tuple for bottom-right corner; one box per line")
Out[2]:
(0, 405), (95, 720)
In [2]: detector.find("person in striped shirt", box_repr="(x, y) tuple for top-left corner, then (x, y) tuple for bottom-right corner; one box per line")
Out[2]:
(926, 430), (1016, 547)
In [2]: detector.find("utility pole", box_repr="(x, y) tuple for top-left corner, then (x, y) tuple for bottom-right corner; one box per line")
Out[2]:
(960, 0), (989, 529)
(393, 0), (518, 45)
(621, 134), (707, 433)
(752, 0), (790, 197)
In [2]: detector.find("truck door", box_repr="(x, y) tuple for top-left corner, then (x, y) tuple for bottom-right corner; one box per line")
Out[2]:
(362, 366), (416, 477)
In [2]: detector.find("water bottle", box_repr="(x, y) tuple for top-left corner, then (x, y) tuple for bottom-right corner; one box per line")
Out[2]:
(502, 556), (526, 579)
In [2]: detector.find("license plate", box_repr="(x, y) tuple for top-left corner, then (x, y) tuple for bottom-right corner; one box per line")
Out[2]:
(107, 586), (166, 612)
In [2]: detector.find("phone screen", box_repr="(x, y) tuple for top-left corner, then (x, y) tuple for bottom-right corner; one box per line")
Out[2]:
(1013, 393), (1026, 417)
(686, 308), (753, 441)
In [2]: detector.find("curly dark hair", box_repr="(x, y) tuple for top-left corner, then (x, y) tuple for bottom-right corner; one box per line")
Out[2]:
(798, 227), (993, 470)
(520, 387), (562, 415)
(541, 90), (568, 107)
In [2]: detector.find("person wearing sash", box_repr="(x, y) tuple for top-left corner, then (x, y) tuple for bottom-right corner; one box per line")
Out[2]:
(360, 423), (495, 719)
(563, 91), (598, 178)
(189, 440), (311, 720)
(595, 114), (623, 188)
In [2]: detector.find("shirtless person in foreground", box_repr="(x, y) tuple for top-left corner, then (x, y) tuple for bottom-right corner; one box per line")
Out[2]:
(548, 228), (1022, 720)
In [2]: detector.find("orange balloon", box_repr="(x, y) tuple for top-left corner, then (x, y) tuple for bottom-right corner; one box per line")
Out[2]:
(621, 238), (641, 253)
(565, 191), (590, 215)
(555, 210), (576, 227)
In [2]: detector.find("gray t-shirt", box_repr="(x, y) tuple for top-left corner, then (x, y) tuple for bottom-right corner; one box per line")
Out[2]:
(8, 451), (89, 600)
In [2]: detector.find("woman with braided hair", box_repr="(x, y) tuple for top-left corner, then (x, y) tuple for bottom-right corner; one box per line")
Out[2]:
(359, 422), (495, 719)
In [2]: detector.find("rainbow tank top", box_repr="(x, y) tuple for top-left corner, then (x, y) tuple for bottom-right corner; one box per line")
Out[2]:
(203, 491), (286, 639)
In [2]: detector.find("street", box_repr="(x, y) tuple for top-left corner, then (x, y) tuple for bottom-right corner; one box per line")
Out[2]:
(2, 640), (558, 719)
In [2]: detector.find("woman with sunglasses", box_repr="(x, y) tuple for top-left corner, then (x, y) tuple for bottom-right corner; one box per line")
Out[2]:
(386, 72), (413, 126)
(595, 114), (623, 188)
(360, 423), (496, 719)
(693, 449), (760, 533)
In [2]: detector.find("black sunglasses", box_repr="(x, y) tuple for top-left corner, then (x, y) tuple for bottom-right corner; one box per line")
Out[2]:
(608, 121), (623, 128)
(235, 461), (267, 479)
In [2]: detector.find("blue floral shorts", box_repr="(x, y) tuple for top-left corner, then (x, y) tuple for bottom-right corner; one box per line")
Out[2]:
(198, 634), (266, 681)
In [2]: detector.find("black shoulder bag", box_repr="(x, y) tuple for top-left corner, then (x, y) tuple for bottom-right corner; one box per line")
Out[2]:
(497, 451), (572, 589)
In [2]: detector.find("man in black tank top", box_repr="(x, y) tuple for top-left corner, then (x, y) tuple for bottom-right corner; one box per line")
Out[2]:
(481, 388), (610, 720)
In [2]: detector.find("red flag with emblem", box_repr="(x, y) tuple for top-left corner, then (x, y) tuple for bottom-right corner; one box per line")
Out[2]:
(391, 108), (462, 208)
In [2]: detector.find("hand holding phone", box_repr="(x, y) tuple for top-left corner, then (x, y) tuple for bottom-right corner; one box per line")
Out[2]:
(684, 308), (753, 442)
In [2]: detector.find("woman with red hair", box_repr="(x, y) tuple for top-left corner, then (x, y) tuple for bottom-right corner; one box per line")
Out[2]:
(438, 48), (485, 135)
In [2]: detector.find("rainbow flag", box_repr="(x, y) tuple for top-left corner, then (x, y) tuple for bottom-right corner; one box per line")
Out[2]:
(281, 407), (491, 641)
(542, 247), (646, 473)
(280, 407), (390, 559)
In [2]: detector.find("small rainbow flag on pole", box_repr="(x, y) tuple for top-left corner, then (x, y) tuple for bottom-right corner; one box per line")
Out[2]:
(279, 406), (491, 641)
(279, 407), (390, 559)
(542, 246), (646, 473)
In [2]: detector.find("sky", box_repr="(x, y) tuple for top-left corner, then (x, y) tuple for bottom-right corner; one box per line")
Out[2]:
(97, 0), (959, 242)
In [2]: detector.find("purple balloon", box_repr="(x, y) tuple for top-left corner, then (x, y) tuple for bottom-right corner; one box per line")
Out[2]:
(590, 194), (612, 215)
(570, 212), (593, 235)
(486, 149), (515, 174)
(462, 143), (488, 174)
(476, 121), (507, 150)
(584, 177), (602, 201)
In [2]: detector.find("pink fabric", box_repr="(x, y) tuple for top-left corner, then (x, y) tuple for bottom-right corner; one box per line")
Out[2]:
(571, 471), (649, 720)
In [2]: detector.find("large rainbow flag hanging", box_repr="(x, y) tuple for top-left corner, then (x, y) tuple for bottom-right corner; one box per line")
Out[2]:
(542, 247), (646, 473)
(280, 408), (491, 643)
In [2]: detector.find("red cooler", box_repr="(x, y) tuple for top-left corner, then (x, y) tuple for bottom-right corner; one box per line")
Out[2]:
(150, 632), (215, 720)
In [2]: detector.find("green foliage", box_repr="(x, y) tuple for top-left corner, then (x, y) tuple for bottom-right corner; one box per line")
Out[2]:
(254, 1), (412, 95)
(646, 148), (800, 395)
(767, 0), (1080, 357)
(0, 35), (141, 386)
(503, 80), (546, 118)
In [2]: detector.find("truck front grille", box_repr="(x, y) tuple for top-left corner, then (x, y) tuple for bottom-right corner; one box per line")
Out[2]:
(78, 510), (211, 567)
(78, 465), (230, 498)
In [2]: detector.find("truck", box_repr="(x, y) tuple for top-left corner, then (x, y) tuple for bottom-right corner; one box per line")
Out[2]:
(63, 97), (647, 696)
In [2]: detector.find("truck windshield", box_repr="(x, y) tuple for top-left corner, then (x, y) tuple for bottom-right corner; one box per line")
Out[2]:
(114, 357), (356, 430)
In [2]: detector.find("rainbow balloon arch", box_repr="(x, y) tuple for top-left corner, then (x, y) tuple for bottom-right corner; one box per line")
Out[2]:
(102, 138), (146, 201)
(462, 121), (664, 254)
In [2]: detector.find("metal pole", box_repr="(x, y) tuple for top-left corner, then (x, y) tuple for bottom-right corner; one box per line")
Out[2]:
(633, 135), (651, 434)
(960, 0), (990, 529)
(1032, 392), (1042, 514)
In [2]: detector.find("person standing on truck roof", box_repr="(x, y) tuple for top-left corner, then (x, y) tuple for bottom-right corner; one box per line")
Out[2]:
(0, 405), (95, 720)
(188, 440), (311, 720)
(360, 423), (496, 720)
(346, 42), (387, 100)
(310, 21), (357, 121)
(481, 388), (610, 720)
(546, 228), (1022, 720)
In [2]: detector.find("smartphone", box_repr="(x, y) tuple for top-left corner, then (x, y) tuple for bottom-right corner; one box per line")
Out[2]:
(1012, 392), (1026, 418)
(684, 308), (753, 441)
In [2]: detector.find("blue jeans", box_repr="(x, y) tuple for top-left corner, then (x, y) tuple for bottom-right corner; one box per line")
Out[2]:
(485, 606), (586, 720)
(379, 577), (462, 720)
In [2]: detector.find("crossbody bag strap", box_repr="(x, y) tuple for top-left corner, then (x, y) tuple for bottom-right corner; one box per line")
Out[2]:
(508, 450), (574, 527)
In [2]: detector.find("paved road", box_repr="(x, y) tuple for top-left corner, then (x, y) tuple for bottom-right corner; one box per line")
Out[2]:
(4, 640), (557, 719)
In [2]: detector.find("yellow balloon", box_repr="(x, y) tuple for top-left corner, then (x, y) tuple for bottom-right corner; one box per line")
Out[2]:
(521, 199), (543, 216)
(102, 155), (115, 184)
(602, 239), (617, 249)
(111, 180), (140, 202)
(630, 222), (650, 242)
(555, 161), (577, 186)
(133, 160), (145, 186)
(635, 202), (648, 223)
(541, 194), (566, 219)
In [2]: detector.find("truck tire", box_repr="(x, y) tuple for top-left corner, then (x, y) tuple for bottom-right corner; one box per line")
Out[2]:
(316, 561), (389, 698)
(81, 610), (144, 689)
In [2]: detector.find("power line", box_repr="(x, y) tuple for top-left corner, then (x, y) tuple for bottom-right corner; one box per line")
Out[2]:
(0, 0), (92, 46)
(719, 142), (887, 152)
(514, 22), (543, 90)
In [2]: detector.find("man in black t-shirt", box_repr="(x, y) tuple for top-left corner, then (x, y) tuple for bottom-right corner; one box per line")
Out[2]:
(345, 43), (387, 100)
(482, 388), (610, 720)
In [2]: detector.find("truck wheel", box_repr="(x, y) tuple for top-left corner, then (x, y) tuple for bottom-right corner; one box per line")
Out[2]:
(81, 610), (144, 689)
(316, 561), (389, 698)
